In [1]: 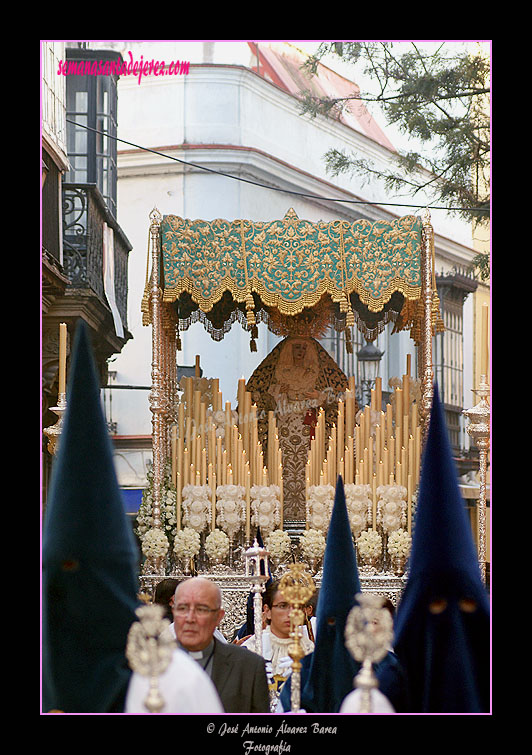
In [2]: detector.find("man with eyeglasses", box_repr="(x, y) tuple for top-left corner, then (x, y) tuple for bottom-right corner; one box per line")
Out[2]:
(172, 577), (270, 713)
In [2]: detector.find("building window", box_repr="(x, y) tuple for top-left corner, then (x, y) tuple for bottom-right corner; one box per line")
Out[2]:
(435, 269), (478, 451)
(64, 48), (121, 218)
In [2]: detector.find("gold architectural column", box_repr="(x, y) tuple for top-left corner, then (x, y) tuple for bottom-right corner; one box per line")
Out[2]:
(420, 210), (435, 438)
(148, 208), (165, 573)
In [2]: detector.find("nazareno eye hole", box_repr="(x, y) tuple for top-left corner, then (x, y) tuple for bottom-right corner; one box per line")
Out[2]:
(458, 598), (478, 613)
(428, 598), (448, 614)
(327, 616), (336, 626)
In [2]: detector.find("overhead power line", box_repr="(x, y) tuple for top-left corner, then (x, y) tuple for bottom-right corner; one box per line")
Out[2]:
(65, 118), (489, 214)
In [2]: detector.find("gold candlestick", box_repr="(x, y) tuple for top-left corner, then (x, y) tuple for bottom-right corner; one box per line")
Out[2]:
(58, 322), (67, 396)
(463, 375), (490, 584)
(44, 392), (67, 456)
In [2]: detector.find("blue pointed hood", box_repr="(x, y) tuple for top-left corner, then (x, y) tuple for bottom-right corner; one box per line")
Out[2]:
(282, 476), (362, 713)
(42, 321), (140, 713)
(394, 385), (490, 713)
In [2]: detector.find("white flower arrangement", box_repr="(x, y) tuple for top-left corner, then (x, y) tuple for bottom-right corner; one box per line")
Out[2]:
(356, 528), (383, 563)
(251, 484), (281, 534)
(344, 483), (372, 538)
(181, 484), (212, 533)
(173, 527), (201, 561)
(265, 528), (292, 562)
(141, 527), (170, 559)
(216, 484), (246, 538)
(136, 464), (178, 548)
(306, 484), (335, 532)
(387, 528), (412, 560)
(204, 528), (230, 563)
(376, 485), (407, 534)
(299, 528), (326, 563)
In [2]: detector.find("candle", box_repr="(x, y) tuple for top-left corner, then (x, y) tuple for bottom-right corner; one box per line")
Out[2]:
(216, 436), (223, 485)
(279, 469), (283, 528)
(364, 406), (371, 453)
(411, 402), (418, 441)
(244, 392), (252, 454)
(386, 404), (393, 444)
(347, 436), (354, 483)
(195, 354), (201, 378)
(194, 390), (201, 430)
(58, 322), (67, 396)
(345, 389), (355, 440)
(375, 424), (381, 472)
(377, 459), (384, 488)
(408, 435), (415, 492)
(371, 473), (376, 528)
(201, 447), (207, 485)
(225, 402), (232, 465)
(374, 377), (382, 412)
(185, 377), (193, 419)
(238, 378), (246, 416)
(407, 473), (413, 533)
(481, 302), (489, 378)
(245, 464), (251, 541)
(415, 426), (422, 486)
(171, 425), (177, 486)
(183, 447), (190, 487)
(209, 464), (216, 531)
(395, 389), (403, 470)
(178, 402), (185, 440)
(200, 401), (206, 446)
(212, 379), (219, 411)
(403, 373), (410, 416)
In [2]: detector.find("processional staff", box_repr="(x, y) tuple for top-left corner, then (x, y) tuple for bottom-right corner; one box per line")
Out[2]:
(278, 563), (315, 714)
(344, 593), (394, 713)
(125, 604), (175, 713)
(244, 539), (270, 656)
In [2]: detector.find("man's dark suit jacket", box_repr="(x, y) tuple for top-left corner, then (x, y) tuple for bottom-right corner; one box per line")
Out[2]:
(210, 637), (270, 713)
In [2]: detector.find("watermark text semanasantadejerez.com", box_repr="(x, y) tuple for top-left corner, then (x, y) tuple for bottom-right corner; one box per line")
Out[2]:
(57, 51), (190, 85)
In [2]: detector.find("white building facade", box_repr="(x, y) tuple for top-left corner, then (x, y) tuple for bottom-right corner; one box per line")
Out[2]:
(101, 41), (482, 506)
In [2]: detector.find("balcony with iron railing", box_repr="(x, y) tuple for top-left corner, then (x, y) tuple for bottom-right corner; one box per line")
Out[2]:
(62, 181), (131, 334)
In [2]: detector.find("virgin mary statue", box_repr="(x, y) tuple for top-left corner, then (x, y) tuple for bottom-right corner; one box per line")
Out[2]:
(245, 336), (348, 521)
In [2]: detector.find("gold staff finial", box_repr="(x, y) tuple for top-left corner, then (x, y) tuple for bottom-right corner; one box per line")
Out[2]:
(125, 604), (175, 713)
(278, 563), (315, 713)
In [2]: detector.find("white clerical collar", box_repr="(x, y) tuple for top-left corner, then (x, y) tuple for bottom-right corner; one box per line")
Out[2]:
(188, 650), (204, 660)
(179, 639), (215, 662)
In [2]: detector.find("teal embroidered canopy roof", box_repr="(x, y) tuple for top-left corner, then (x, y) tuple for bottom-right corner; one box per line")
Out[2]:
(143, 209), (425, 341)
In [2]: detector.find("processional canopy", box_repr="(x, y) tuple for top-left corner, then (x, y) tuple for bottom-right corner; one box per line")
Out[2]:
(142, 208), (433, 345)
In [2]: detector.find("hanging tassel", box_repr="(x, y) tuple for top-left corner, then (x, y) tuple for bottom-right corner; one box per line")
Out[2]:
(345, 327), (353, 354)
(346, 304), (355, 328)
(250, 337), (257, 352)
(339, 292), (349, 313)
(246, 293), (256, 327)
